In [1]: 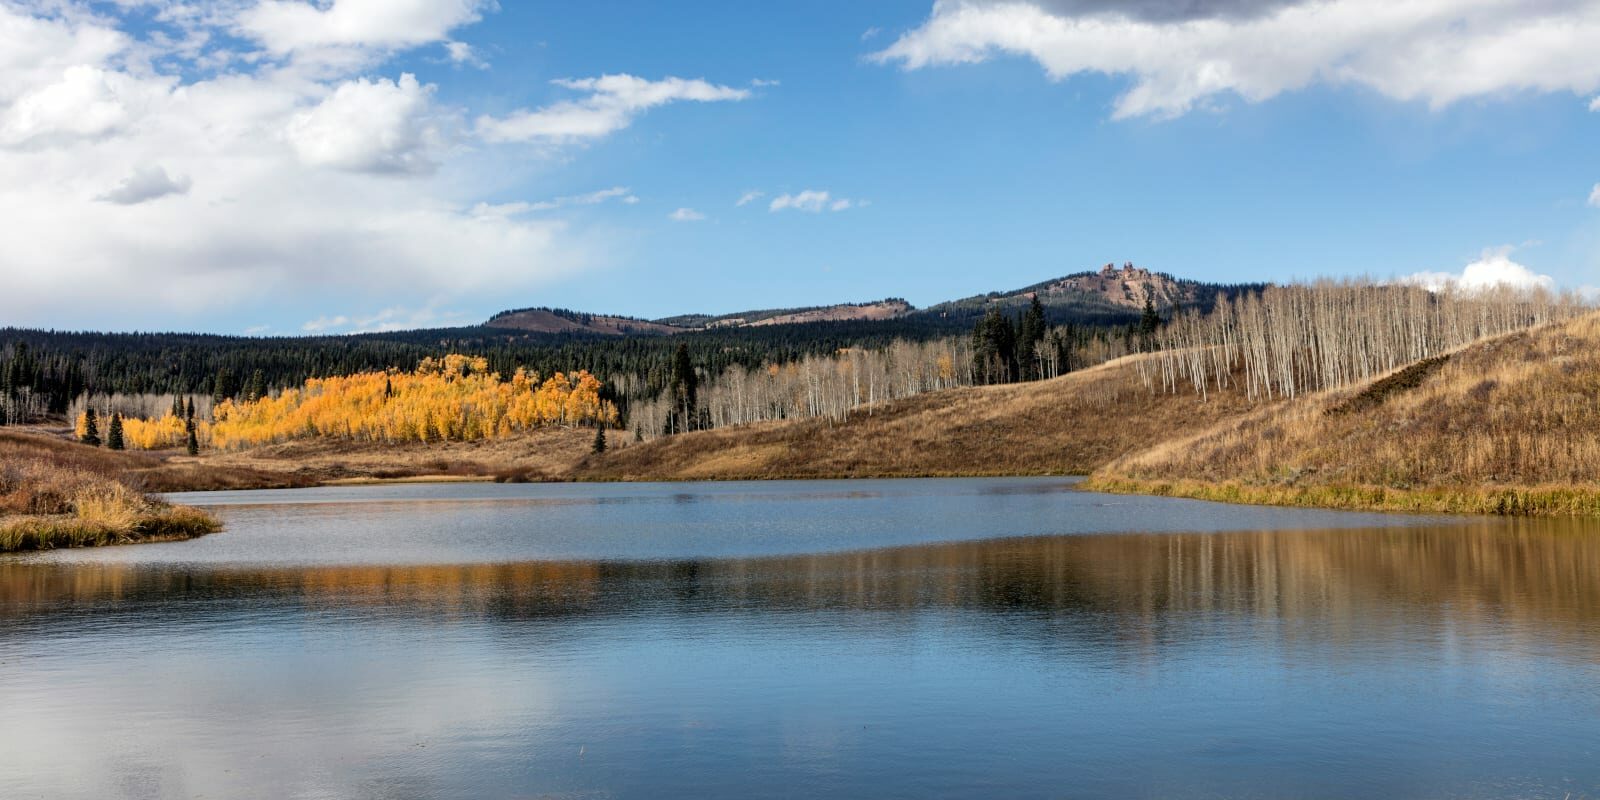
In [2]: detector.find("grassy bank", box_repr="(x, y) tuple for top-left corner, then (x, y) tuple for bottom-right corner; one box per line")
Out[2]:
(0, 431), (222, 553)
(1083, 476), (1600, 517)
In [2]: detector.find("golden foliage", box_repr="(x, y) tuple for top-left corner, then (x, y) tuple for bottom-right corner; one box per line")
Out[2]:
(122, 413), (189, 450)
(158, 355), (621, 451)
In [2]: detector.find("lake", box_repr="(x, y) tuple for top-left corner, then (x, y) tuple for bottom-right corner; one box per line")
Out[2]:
(2, 478), (1598, 799)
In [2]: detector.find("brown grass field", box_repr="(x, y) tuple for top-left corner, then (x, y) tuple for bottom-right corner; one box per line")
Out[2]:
(1087, 311), (1600, 515)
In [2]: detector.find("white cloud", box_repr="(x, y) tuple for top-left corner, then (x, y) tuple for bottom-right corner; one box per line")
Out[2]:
(1589, 183), (1600, 207)
(286, 74), (440, 174)
(470, 186), (637, 217)
(238, 0), (489, 59)
(1590, 95), (1600, 111)
(1, 65), (171, 147)
(444, 40), (486, 68)
(1404, 247), (1556, 293)
(735, 189), (764, 206)
(97, 165), (192, 205)
(769, 189), (859, 213)
(668, 207), (705, 222)
(875, 0), (1600, 119)
(301, 314), (350, 332)
(304, 305), (470, 334)
(0, 3), (589, 330)
(475, 74), (750, 143)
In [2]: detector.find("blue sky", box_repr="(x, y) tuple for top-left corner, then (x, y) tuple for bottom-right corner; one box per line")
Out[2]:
(1, 0), (1597, 334)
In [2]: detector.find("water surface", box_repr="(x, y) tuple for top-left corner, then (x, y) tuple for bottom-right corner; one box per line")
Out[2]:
(2, 478), (1597, 799)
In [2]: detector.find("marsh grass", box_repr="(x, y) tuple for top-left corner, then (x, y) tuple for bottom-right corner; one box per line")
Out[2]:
(0, 431), (221, 552)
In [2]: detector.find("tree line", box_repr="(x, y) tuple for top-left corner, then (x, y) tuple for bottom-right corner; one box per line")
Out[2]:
(1137, 281), (1588, 401)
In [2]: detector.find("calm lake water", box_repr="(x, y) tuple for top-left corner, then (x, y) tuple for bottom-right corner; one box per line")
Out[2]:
(2, 478), (1598, 799)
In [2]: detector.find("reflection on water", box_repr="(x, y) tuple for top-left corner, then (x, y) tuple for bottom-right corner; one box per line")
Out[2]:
(1, 481), (1598, 799)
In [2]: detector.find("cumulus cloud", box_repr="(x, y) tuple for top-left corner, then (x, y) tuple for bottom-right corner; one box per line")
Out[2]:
(96, 166), (192, 205)
(475, 74), (750, 143)
(1404, 247), (1556, 293)
(735, 190), (764, 206)
(286, 74), (440, 174)
(1589, 183), (1600, 207)
(0, 4), (578, 329)
(238, 0), (489, 59)
(769, 189), (859, 213)
(874, 0), (1600, 119)
(668, 207), (705, 221)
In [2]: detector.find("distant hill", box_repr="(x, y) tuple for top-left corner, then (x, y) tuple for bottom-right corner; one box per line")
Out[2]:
(485, 264), (1260, 335)
(920, 262), (1261, 324)
(658, 299), (915, 330)
(483, 307), (683, 336)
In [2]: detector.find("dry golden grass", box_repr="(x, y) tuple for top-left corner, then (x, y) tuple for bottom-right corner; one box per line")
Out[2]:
(188, 424), (613, 486)
(573, 353), (1264, 482)
(1089, 311), (1600, 515)
(0, 430), (221, 552)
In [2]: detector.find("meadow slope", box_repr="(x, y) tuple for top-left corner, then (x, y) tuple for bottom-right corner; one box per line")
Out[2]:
(572, 354), (1263, 481)
(1087, 312), (1600, 515)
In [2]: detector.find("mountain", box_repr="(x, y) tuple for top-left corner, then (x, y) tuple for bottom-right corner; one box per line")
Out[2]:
(921, 262), (1260, 324)
(657, 299), (915, 330)
(484, 300), (916, 335)
(483, 264), (1259, 335)
(483, 308), (683, 335)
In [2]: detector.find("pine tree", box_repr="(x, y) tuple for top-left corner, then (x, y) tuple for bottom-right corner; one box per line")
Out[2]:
(1138, 293), (1162, 351)
(185, 397), (195, 421)
(185, 418), (199, 455)
(80, 406), (101, 447)
(1019, 295), (1047, 381)
(172, 396), (184, 418)
(246, 369), (266, 403)
(592, 423), (607, 454)
(668, 343), (698, 434)
(107, 412), (125, 450)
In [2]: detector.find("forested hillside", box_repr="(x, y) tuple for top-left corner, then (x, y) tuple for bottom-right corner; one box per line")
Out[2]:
(1, 263), (1252, 430)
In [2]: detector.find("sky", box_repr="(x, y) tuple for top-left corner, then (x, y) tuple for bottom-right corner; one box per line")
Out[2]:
(1, 0), (1598, 335)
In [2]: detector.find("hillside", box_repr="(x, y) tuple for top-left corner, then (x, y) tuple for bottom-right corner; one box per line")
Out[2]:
(1088, 312), (1600, 515)
(571, 352), (1261, 481)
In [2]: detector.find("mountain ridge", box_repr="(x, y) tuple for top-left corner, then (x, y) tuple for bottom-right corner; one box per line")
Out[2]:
(485, 264), (1259, 336)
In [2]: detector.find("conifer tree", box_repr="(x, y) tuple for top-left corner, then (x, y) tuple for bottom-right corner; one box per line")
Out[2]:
(185, 418), (199, 455)
(107, 412), (125, 450)
(80, 406), (101, 447)
(1019, 295), (1047, 381)
(668, 343), (698, 434)
(185, 397), (195, 421)
(1138, 294), (1162, 351)
(592, 422), (607, 454)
